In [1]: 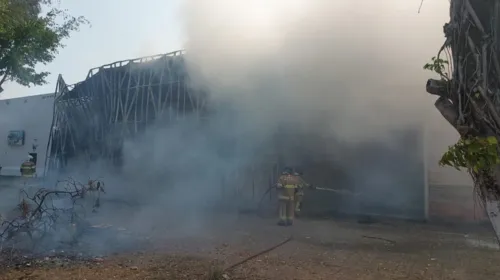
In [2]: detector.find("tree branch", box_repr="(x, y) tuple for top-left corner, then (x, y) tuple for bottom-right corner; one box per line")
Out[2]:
(0, 177), (105, 249)
(0, 69), (8, 88)
(426, 78), (449, 97)
(434, 97), (458, 128)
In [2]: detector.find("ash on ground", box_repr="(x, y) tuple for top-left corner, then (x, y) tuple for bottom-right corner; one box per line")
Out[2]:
(0, 224), (152, 269)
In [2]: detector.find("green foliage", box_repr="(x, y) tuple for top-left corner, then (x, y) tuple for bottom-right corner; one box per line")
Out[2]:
(423, 56), (449, 79)
(0, 0), (88, 88)
(423, 56), (499, 173)
(439, 136), (500, 172)
(0, 0), (8, 34)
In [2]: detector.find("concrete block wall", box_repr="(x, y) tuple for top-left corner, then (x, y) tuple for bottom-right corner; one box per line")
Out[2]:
(428, 184), (487, 223)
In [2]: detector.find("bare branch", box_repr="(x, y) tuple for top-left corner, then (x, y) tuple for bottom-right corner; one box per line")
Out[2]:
(464, 0), (485, 34)
(0, 177), (105, 250)
(426, 79), (449, 97)
(434, 97), (459, 129)
(0, 70), (8, 88)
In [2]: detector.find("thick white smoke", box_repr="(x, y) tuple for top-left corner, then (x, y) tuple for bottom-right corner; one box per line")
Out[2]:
(105, 0), (451, 233)
(174, 0), (451, 218)
(1, 0), (453, 254)
(182, 0), (447, 144)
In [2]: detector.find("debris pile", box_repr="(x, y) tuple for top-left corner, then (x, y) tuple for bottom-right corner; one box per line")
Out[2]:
(0, 248), (105, 269)
(0, 178), (106, 267)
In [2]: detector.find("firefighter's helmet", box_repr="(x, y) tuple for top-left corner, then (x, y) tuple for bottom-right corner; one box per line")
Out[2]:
(294, 168), (303, 176)
(282, 167), (293, 175)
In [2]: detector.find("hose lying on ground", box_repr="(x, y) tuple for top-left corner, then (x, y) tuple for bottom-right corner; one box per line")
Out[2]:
(223, 235), (293, 272)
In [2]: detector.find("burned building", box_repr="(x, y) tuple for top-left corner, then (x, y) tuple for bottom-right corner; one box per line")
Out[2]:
(45, 50), (438, 223)
(46, 51), (207, 172)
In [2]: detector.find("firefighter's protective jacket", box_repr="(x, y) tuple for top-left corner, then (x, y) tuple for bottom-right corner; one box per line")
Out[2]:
(276, 174), (298, 200)
(295, 176), (310, 196)
(20, 161), (36, 177)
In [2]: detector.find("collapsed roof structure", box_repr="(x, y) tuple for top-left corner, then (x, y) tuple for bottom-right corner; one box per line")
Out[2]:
(46, 51), (207, 172)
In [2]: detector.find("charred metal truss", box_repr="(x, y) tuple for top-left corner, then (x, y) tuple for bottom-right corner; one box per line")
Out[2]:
(46, 51), (207, 173)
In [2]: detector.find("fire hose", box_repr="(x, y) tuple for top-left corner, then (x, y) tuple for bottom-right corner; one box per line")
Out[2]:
(257, 185), (360, 216)
(313, 187), (361, 196)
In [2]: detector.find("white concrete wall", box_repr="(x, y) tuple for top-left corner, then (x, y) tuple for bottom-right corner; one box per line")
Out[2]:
(0, 94), (55, 176)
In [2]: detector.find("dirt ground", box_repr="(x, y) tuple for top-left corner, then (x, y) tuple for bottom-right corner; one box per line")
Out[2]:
(1, 214), (500, 280)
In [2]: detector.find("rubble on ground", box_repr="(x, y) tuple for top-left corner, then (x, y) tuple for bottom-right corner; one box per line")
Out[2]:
(0, 248), (105, 269)
(0, 178), (111, 268)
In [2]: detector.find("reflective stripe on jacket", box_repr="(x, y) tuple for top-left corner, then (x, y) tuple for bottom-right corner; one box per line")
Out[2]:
(20, 162), (36, 177)
(277, 174), (297, 200)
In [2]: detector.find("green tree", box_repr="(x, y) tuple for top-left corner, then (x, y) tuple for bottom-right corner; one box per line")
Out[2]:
(425, 0), (500, 243)
(0, 0), (88, 91)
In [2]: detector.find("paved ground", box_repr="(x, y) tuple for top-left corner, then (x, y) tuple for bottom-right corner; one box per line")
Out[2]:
(1, 214), (499, 280)
(1, 179), (500, 279)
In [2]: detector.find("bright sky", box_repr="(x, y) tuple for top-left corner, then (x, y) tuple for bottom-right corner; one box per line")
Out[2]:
(1, 0), (184, 99)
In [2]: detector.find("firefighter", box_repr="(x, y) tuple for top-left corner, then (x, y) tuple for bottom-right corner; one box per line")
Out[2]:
(293, 169), (314, 216)
(276, 167), (298, 226)
(20, 155), (36, 178)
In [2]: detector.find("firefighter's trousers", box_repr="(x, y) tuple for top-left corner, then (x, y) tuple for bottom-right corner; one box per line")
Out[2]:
(277, 187), (296, 225)
(21, 175), (37, 188)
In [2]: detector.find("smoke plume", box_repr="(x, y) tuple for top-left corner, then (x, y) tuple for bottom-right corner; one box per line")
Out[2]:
(94, 0), (450, 245)
(182, 0), (445, 139)
(1, 0), (453, 255)
(176, 0), (449, 216)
